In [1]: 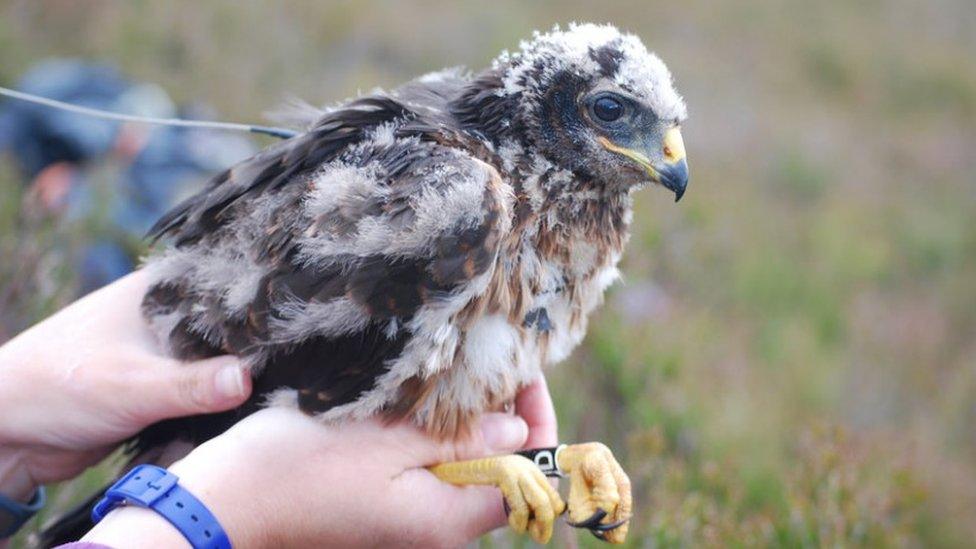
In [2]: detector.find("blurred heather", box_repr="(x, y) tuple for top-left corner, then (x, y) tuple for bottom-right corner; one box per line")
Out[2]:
(2, 1), (974, 547)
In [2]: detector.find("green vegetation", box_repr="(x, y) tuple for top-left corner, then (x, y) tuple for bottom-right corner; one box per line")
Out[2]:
(3, 1), (974, 546)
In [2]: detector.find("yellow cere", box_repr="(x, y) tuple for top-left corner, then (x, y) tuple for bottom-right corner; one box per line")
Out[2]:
(662, 127), (686, 163)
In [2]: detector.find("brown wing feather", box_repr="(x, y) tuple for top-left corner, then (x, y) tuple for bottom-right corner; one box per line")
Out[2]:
(140, 102), (511, 446)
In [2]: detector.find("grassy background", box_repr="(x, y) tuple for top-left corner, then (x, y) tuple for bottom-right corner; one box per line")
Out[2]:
(2, 0), (975, 546)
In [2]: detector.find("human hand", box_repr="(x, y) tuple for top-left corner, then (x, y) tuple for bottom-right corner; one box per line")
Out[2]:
(25, 162), (76, 214)
(0, 271), (252, 502)
(83, 376), (559, 548)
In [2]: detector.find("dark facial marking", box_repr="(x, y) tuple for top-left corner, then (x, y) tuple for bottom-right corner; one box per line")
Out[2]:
(589, 44), (625, 78)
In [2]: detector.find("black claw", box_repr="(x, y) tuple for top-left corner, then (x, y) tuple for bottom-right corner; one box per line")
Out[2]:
(567, 509), (631, 542)
(503, 499), (511, 517)
(589, 517), (630, 532)
(566, 508), (607, 529)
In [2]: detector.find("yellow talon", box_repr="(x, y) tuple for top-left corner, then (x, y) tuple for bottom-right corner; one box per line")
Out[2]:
(429, 454), (565, 544)
(556, 443), (633, 544)
(428, 442), (631, 544)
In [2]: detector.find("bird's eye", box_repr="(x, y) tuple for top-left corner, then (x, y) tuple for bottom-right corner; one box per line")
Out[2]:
(592, 95), (624, 122)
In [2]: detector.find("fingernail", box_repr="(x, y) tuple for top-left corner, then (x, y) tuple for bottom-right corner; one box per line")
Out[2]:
(215, 363), (247, 400)
(480, 414), (528, 452)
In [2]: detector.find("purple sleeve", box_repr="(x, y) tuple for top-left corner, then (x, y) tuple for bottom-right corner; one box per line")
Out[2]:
(54, 543), (115, 549)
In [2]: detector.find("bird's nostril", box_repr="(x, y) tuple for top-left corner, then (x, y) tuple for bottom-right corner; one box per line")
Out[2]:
(663, 146), (672, 158)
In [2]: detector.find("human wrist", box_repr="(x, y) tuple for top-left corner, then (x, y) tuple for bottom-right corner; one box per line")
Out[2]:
(85, 462), (244, 549)
(167, 458), (273, 548)
(83, 505), (190, 548)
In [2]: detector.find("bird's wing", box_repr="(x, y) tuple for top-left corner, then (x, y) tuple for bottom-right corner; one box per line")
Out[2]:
(143, 118), (512, 418)
(147, 96), (418, 246)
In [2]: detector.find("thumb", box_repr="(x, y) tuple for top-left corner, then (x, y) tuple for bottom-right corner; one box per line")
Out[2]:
(478, 413), (529, 455)
(401, 413), (529, 467)
(149, 355), (253, 418)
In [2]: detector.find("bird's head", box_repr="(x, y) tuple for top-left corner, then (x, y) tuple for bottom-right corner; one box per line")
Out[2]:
(494, 23), (689, 201)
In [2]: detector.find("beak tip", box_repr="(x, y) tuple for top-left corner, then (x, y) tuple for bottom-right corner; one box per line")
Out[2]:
(659, 158), (689, 204)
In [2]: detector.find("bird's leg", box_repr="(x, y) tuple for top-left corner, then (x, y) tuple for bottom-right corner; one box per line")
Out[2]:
(556, 442), (632, 543)
(428, 454), (566, 544)
(429, 442), (631, 544)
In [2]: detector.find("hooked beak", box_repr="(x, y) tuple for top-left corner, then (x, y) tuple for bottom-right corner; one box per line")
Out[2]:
(598, 126), (689, 202)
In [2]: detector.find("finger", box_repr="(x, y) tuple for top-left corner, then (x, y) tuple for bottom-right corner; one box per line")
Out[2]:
(515, 375), (558, 448)
(390, 468), (508, 544)
(142, 355), (252, 418)
(478, 413), (529, 455)
(394, 412), (528, 467)
(435, 485), (509, 542)
(73, 270), (151, 333)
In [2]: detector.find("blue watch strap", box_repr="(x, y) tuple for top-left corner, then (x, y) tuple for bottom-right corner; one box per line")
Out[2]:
(92, 464), (231, 549)
(0, 485), (46, 538)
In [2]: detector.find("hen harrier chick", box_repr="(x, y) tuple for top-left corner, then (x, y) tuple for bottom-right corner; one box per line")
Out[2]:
(138, 23), (685, 544)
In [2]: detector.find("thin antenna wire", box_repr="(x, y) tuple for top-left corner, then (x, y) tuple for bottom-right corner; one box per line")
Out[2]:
(0, 85), (298, 139)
